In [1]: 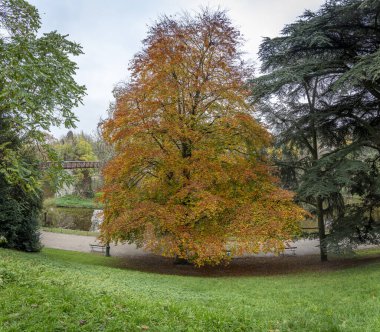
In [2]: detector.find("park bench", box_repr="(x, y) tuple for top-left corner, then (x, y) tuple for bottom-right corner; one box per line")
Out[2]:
(89, 243), (106, 253)
(281, 242), (297, 256)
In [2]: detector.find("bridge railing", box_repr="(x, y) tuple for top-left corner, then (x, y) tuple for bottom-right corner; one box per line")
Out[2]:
(40, 161), (104, 169)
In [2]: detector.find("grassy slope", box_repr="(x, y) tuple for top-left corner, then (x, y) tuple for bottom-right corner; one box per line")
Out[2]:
(0, 248), (379, 332)
(41, 227), (99, 237)
(42, 195), (102, 235)
(44, 195), (103, 209)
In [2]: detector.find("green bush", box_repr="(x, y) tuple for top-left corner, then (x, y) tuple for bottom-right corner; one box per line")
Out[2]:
(0, 176), (42, 252)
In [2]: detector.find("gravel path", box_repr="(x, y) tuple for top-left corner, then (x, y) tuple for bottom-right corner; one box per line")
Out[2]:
(40, 231), (379, 277)
(41, 231), (321, 257)
(41, 231), (146, 257)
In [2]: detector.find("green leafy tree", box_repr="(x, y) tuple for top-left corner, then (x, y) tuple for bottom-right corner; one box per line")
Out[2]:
(0, 140), (42, 251)
(0, 0), (85, 251)
(92, 124), (115, 165)
(252, 0), (380, 260)
(53, 132), (97, 197)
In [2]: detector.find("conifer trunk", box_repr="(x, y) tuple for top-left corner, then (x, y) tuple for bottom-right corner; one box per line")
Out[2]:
(317, 197), (328, 261)
(308, 79), (328, 262)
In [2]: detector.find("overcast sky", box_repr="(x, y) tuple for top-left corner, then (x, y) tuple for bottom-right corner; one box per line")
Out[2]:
(28, 0), (325, 138)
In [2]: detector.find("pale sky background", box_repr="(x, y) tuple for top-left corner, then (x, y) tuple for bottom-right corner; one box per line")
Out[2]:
(28, 0), (325, 138)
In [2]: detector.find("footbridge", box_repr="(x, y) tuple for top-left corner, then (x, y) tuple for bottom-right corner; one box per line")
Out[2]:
(40, 161), (103, 169)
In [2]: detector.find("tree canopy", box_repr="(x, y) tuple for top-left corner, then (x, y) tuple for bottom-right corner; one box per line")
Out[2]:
(252, 0), (380, 260)
(0, 0), (85, 189)
(0, 0), (85, 251)
(101, 9), (306, 266)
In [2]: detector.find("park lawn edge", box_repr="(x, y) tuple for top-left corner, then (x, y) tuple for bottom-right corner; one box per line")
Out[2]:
(0, 247), (380, 331)
(41, 227), (99, 237)
(44, 195), (103, 209)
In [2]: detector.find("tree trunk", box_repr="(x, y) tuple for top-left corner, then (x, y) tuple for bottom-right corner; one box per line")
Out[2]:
(317, 196), (328, 261)
(305, 79), (328, 262)
(174, 255), (190, 265)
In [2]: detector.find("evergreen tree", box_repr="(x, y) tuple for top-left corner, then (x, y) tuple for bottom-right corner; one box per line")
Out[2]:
(0, 132), (42, 251)
(252, 0), (380, 260)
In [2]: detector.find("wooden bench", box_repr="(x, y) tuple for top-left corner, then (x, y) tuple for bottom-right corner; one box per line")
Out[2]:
(285, 243), (297, 256)
(89, 244), (106, 253)
(281, 243), (297, 256)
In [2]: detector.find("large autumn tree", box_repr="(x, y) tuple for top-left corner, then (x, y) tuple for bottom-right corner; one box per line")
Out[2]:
(101, 9), (305, 266)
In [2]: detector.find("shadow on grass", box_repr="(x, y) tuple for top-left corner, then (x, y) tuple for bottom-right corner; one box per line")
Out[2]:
(41, 247), (380, 277)
(113, 252), (380, 277)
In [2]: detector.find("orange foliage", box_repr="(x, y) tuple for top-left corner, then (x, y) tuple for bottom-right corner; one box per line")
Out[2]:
(100, 9), (306, 266)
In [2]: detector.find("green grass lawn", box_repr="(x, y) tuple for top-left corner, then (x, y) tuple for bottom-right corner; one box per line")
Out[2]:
(41, 227), (99, 237)
(0, 248), (379, 331)
(44, 195), (103, 209)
